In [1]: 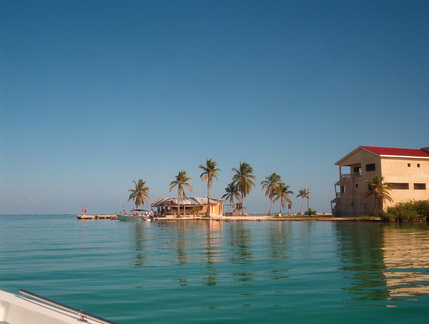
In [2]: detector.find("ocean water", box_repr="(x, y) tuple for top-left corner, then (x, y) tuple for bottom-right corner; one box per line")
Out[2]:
(1, 215), (429, 323)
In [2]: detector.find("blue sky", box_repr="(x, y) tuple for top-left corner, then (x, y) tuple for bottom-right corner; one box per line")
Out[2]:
(1, 0), (428, 215)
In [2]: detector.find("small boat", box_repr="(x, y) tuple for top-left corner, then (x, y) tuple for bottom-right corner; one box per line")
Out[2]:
(116, 214), (146, 221)
(0, 289), (116, 324)
(116, 209), (149, 221)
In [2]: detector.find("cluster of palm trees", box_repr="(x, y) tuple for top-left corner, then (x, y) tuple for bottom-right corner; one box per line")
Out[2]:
(226, 168), (296, 216)
(222, 162), (256, 215)
(127, 159), (311, 216)
(127, 163), (396, 218)
(127, 159), (220, 217)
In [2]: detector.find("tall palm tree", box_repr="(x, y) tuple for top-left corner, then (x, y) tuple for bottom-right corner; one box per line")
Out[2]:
(199, 159), (221, 217)
(128, 179), (150, 209)
(261, 172), (282, 215)
(363, 175), (393, 216)
(222, 182), (242, 212)
(169, 171), (193, 217)
(296, 188), (310, 215)
(232, 162), (256, 214)
(273, 182), (293, 215)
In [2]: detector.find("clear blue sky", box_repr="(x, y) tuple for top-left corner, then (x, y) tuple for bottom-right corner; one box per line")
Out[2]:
(1, 0), (428, 215)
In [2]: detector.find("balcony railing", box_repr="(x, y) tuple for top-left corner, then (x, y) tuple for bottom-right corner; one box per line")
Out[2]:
(340, 172), (361, 179)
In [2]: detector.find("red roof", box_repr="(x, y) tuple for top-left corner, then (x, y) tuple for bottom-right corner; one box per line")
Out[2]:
(336, 146), (429, 165)
(361, 146), (429, 158)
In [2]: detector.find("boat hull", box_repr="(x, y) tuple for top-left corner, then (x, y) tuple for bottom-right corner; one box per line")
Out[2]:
(0, 290), (113, 324)
(116, 214), (146, 221)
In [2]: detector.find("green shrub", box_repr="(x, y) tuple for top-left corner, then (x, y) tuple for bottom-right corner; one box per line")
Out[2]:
(304, 208), (317, 216)
(380, 200), (429, 223)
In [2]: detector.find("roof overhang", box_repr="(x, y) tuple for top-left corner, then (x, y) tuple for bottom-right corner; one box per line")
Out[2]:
(336, 146), (429, 165)
(151, 196), (223, 207)
(335, 146), (372, 165)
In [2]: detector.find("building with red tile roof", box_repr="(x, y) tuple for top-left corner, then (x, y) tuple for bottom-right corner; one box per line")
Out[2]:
(332, 146), (429, 217)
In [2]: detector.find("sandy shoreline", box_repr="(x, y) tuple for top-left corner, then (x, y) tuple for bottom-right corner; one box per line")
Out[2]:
(160, 214), (381, 222)
(76, 214), (381, 222)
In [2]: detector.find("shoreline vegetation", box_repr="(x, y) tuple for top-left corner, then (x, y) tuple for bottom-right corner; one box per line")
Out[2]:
(380, 200), (429, 223)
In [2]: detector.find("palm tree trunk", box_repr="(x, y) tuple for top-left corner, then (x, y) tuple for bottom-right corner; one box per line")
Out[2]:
(371, 196), (377, 216)
(299, 198), (304, 214)
(207, 183), (211, 217)
(177, 194), (181, 217)
(268, 199), (273, 215)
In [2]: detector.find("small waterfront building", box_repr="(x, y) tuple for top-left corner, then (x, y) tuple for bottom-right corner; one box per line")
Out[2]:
(151, 196), (223, 217)
(331, 146), (429, 217)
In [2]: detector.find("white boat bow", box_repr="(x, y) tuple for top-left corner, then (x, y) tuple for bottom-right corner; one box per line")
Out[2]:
(0, 289), (116, 324)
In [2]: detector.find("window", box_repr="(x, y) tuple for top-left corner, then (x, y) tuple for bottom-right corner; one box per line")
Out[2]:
(340, 186), (345, 193)
(355, 184), (359, 188)
(417, 164), (421, 168)
(365, 163), (376, 172)
(408, 163), (411, 167)
(353, 166), (362, 175)
(414, 183), (426, 190)
(390, 183), (409, 190)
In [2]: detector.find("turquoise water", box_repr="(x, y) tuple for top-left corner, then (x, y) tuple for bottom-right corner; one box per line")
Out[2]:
(1, 215), (429, 323)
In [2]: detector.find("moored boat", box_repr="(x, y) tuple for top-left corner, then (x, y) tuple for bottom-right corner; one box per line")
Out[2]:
(116, 214), (146, 221)
(116, 209), (150, 221)
(0, 289), (116, 324)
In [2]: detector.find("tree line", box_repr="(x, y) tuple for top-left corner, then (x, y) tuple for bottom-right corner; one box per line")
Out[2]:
(127, 159), (311, 216)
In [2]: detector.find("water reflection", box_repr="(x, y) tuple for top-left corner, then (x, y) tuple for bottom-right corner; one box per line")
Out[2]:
(268, 222), (292, 260)
(203, 221), (223, 286)
(152, 220), (224, 265)
(298, 221), (315, 259)
(226, 222), (255, 283)
(335, 223), (389, 301)
(204, 220), (223, 265)
(336, 222), (429, 302)
(267, 222), (291, 280)
(128, 220), (429, 303)
(132, 222), (147, 267)
(382, 224), (429, 298)
(130, 220), (226, 286)
(227, 222), (253, 264)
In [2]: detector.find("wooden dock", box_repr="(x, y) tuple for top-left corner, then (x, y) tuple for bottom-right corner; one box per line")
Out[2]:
(76, 214), (118, 220)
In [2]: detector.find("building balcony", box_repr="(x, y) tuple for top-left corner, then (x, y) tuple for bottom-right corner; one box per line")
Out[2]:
(340, 172), (362, 179)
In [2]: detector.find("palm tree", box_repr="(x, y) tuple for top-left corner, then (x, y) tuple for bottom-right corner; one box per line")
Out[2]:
(296, 188), (310, 215)
(273, 182), (293, 215)
(128, 179), (150, 209)
(169, 171), (193, 217)
(232, 162), (256, 214)
(199, 159), (221, 217)
(222, 182), (242, 212)
(261, 172), (282, 215)
(363, 175), (393, 216)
